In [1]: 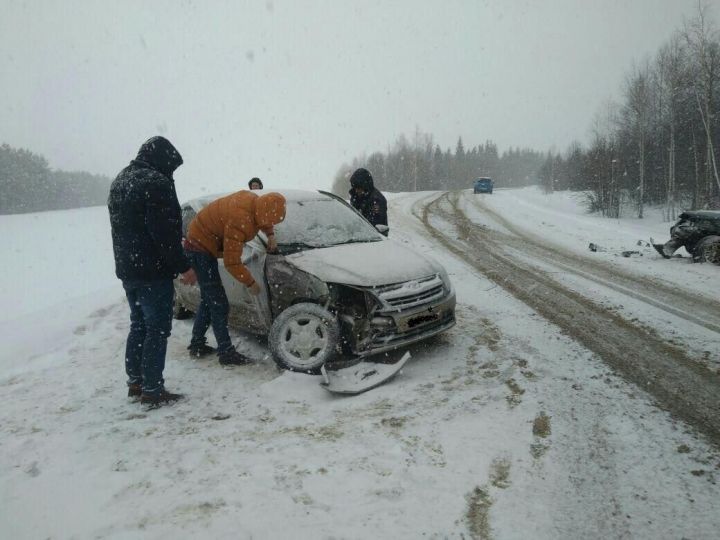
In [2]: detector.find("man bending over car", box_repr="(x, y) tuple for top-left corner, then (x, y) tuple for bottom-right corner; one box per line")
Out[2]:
(183, 190), (286, 365)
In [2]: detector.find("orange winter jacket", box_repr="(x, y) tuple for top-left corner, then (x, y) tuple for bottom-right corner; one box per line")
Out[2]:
(186, 191), (286, 286)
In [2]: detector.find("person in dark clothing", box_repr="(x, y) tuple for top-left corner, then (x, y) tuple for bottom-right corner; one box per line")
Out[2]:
(248, 177), (263, 190)
(349, 168), (388, 236)
(108, 136), (197, 407)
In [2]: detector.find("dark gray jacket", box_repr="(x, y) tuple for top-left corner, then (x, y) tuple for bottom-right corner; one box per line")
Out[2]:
(108, 137), (190, 281)
(349, 168), (388, 235)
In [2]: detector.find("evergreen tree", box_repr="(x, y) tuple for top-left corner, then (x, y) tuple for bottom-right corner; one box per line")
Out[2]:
(0, 143), (111, 214)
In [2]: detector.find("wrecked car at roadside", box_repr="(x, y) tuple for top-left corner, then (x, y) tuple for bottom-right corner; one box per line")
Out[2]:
(175, 190), (456, 373)
(652, 210), (720, 264)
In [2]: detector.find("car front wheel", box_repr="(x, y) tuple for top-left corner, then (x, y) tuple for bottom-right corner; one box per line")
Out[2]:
(269, 303), (340, 374)
(696, 235), (720, 264)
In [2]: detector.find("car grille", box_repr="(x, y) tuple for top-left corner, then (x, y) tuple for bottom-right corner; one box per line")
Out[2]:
(371, 311), (455, 347)
(374, 274), (445, 311)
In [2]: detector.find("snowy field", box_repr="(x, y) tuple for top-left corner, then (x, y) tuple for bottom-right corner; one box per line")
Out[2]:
(1, 188), (719, 539)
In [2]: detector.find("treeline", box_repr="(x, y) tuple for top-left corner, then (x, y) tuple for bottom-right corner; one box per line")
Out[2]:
(332, 131), (544, 196)
(0, 143), (112, 214)
(540, 4), (720, 219)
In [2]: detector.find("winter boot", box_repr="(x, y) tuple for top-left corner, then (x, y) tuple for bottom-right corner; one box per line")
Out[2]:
(128, 383), (142, 398)
(188, 340), (217, 358)
(218, 349), (251, 366)
(140, 389), (184, 407)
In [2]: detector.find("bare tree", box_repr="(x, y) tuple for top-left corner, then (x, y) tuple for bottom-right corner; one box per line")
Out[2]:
(684, 2), (720, 206)
(624, 60), (653, 218)
(587, 99), (622, 217)
(656, 35), (687, 219)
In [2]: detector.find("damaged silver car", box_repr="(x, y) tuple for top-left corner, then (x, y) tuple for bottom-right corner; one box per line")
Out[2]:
(175, 190), (456, 373)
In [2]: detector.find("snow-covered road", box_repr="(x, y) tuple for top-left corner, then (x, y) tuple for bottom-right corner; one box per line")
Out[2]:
(1, 189), (719, 539)
(421, 190), (720, 441)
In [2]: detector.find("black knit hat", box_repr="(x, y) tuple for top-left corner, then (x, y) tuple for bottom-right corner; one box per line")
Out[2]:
(349, 168), (374, 191)
(248, 177), (263, 189)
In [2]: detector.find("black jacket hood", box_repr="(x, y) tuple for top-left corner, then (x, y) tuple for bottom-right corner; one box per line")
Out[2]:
(349, 168), (374, 191)
(134, 136), (183, 178)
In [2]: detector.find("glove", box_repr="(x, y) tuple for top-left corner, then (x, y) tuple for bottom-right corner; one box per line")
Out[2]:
(248, 282), (261, 296)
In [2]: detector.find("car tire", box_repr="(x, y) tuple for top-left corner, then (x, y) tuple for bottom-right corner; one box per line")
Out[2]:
(696, 235), (720, 264)
(269, 302), (340, 374)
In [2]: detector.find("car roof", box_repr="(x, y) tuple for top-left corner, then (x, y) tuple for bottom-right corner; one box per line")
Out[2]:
(679, 210), (720, 221)
(183, 189), (334, 211)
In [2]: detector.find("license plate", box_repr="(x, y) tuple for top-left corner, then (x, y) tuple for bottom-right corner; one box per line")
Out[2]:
(407, 313), (439, 328)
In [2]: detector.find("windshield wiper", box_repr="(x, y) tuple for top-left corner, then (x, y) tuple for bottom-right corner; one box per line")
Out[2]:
(278, 238), (381, 252)
(277, 242), (320, 253)
(331, 238), (383, 245)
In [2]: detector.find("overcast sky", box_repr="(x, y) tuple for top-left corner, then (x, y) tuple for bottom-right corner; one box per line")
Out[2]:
(0, 0), (709, 198)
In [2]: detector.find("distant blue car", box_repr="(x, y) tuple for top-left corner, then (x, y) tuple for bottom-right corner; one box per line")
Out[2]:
(473, 177), (493, 194)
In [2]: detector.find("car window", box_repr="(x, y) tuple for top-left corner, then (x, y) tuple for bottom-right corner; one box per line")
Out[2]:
(274, 198), (383, 251)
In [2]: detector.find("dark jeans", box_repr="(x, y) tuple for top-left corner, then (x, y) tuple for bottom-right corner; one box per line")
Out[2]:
(122, 279), (174, 396)
(186, 250), (233, 354)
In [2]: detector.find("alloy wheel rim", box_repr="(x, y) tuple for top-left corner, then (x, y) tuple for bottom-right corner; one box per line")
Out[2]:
(279, 314), (329, 367)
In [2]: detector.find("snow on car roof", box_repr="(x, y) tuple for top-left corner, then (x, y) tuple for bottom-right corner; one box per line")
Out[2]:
(679, 210), (720, 221)
(185, 189), (333, 210)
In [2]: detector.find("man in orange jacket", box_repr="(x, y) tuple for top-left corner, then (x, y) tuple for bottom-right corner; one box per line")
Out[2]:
(184, 191), (286, 365)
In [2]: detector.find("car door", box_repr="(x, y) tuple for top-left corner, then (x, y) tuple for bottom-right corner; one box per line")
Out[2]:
(218, 236), (272, 333)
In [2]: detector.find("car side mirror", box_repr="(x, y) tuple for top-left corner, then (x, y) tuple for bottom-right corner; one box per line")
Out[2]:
(375, 224), (389, 233)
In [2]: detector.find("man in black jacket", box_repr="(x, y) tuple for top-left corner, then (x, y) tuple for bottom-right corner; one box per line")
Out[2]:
(108, 136), (197, 407)
(349, 168), (388, 236)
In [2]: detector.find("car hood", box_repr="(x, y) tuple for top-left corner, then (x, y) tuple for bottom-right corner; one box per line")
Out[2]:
(283, 240), (442, 286)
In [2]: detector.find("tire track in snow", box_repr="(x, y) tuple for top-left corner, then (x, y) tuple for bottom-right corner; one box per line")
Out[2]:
(416, 191), (720, 445)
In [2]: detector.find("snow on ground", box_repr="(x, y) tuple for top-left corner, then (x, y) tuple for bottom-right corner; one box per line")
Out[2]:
(0, 206), (122, 377)
(1, 193), (719, 539)
(0, 206), (120, 322)
(465, 186), (719, 302)
(458, 187), (720, 369)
